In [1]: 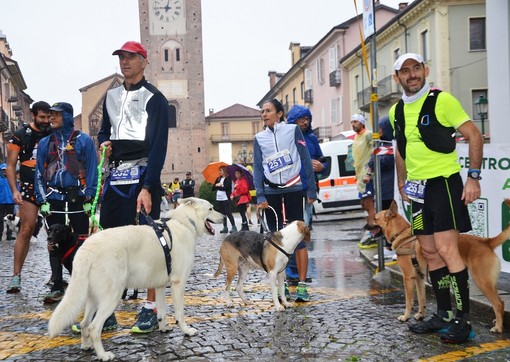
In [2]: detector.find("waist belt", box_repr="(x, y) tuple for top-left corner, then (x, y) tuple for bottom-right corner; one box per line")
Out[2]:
(109, 157), (148, 170)
(264, 174), (301, 189)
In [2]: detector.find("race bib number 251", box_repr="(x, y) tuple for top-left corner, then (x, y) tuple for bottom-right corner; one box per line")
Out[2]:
(267, 149), (293, 175)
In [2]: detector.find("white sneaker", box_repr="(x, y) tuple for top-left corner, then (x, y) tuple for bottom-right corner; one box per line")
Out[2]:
(373, 249), (396, 260)
(392, 253), (398, 261)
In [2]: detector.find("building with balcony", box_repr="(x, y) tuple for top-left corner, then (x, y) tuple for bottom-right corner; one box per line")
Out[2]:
(257, 1), (399, 141)
(205, 103), (261, 165)
(0, 31), (32, 161)
(343, 0), (487, 136)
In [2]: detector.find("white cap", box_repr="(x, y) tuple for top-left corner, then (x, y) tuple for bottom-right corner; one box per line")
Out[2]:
(351, 113), (366, 125)
(394, 53), (424, 71)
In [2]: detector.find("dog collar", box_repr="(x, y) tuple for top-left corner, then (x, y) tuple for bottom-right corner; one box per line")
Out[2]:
(389, 226), (411, 243)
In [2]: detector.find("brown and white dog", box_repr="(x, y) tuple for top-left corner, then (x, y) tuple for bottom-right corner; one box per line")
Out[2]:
(213, 220), (310, 311)
(374, 200), (510, 333)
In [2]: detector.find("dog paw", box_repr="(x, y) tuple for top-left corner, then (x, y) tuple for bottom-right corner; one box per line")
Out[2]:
(98, 351), (115, 361)
(80, 344), (93, 351)
(283, 302), (292, 308)
(183, 327), (198, 336)
(158, 324), (170, 333)
(490, 325), (503, 333)
(398, 315), (410, 322)
(413, 313), (425, 321)
(274, 305), (285, 312)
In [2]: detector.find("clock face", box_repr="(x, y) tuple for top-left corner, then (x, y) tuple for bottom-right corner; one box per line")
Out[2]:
(153, 0), (183, 23)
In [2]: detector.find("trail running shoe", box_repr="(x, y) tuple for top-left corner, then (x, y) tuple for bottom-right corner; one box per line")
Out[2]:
(409, 310), (453, 334)
(295, 282), (310, 302)
(7, 275), (21, 293)
(72, 314), (118, 334)
(43, 290), (65, 304)
(358, 231), (377, 249)
(440, 318), (475, 344)
(131, 307), (158, 333)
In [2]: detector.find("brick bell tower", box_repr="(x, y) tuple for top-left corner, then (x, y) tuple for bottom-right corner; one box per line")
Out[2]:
(138, 0), (207, 184)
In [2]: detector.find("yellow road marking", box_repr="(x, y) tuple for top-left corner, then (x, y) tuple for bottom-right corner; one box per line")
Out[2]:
(3, 285), (507, 361)
(0, 285), (388, 359)
(417, 339), (510, 361)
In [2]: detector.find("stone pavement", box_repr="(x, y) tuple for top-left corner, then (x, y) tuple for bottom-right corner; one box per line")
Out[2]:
(1, 212), (510, 361)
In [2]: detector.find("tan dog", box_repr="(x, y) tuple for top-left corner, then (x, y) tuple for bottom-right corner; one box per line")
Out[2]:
(213, 220), (310, 311)
(374, 200), (510, 333)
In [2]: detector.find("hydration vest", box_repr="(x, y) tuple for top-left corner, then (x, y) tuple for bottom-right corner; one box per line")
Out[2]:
(394, 89), (456, 160)
(44, 130), (87, 186)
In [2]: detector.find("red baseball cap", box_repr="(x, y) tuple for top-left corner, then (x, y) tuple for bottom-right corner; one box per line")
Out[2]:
(112, 41), (148, 59)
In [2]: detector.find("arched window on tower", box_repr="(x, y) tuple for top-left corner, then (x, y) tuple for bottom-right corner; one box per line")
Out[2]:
(168, 104), (177, 128)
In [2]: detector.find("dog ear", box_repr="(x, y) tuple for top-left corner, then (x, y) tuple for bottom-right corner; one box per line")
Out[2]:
(387, 200), (399, 217)
(297, 221), (311, 242)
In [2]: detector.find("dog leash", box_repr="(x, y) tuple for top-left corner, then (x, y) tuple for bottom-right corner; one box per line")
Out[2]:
(257, 207), (292, 273)
(138, 208), (173, 275)
(88, 146), (107, 232)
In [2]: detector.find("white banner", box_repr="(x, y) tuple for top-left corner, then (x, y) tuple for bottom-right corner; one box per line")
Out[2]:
(458, 143), (510, 272)
(362, 0), (375, 39)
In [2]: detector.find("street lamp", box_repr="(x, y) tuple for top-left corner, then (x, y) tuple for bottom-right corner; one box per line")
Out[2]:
(237, 142), (253, 165)
(474, 95), (488, 137)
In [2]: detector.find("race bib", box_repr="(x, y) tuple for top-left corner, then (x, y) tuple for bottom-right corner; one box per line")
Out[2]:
(404, 180), (427, 203)
(110, 166), (141, 185)
(266, 149), (294, 175)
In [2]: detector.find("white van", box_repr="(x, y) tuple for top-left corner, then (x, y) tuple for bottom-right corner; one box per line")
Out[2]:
(314, 139), (361, 214)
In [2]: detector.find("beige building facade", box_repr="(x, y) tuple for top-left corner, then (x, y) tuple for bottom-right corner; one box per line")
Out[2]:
(0, 31), (32, 161)
(344, 0), (487, 135)
(205, 104), (261, 166)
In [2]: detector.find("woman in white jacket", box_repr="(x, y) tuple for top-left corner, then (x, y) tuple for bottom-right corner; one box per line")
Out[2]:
(252, 99), (316, 302)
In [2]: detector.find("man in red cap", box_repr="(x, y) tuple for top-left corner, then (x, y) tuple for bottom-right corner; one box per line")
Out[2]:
(72, 40), (169, 334)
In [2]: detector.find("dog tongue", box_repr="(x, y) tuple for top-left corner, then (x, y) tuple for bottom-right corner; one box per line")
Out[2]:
(205, 220), (215, 235)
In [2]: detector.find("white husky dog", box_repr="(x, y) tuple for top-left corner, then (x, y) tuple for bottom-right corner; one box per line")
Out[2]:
(48, 197), (224, 361)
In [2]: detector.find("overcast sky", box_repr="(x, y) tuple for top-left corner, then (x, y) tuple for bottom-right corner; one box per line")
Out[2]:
(0, 0), (406, 115)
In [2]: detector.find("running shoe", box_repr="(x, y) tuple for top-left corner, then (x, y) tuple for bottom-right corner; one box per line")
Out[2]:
(131, 307), (158, 333)
(6, 275), (21, 293)
(295, 282), (310, 302)
(43, 290), (65, 304)
(440, 318), (475, 344)
(408, 310), (453, 334)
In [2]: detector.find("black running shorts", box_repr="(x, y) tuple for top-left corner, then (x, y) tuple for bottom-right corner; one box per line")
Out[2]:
(410, 172), (472, 235)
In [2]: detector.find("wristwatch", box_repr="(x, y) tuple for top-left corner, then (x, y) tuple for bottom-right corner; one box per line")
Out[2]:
(467, 169), (482, 180)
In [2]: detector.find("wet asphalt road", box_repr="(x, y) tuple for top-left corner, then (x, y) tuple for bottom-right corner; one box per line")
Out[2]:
(1, 210), (510, 361)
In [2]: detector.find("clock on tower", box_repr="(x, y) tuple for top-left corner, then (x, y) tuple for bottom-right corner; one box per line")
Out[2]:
(149, 0), (186, 34)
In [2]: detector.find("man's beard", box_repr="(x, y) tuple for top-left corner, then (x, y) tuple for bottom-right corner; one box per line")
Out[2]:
(35, 122), (51, 133)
